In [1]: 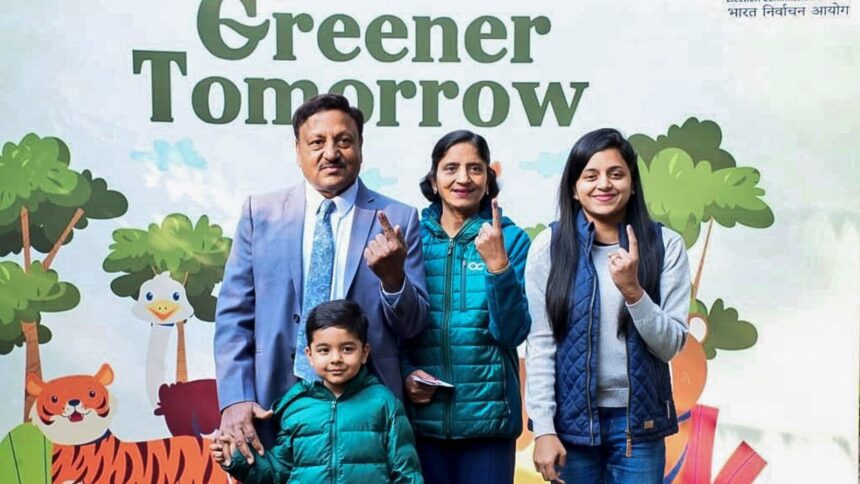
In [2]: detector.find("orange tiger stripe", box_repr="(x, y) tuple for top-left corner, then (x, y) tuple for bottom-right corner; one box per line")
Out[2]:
(52, 434), (228, 484)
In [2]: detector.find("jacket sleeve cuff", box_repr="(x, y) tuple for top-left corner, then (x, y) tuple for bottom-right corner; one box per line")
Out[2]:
(625, 291), (659, 322)
(222, 450), (251, 481)
(530, 414), (558, 438)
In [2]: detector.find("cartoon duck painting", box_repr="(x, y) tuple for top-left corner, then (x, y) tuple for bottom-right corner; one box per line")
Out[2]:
(132, 272), (194, 408)
(131, 272), (221, 437)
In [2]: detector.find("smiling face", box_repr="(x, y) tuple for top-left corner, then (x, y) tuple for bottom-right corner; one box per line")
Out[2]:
(574, 148), (633, 225)
(26, 364), (116, 445)
(304, 326), (369, 397)
(295, 109), (362, 198)
(432, 142), (489, 218)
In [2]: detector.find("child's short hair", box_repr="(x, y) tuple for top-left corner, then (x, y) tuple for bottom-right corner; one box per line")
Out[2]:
(306, 299), (369, 345)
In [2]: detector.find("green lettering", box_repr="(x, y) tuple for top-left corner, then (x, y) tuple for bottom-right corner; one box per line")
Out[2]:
(329, 79), (374, 122)
(513, 82), (589, 126)
(192, 77), (242, 124)
(318, 14), (361, 62)
(245, 78), (318, 125)
(464, 16), (507, 63)
(419, 81), (459, 127)
(412, 16), (460, 62)
(366, 15), (408, 62)
(511, 16), (551, 63)
(376, 81), (417, 127)
(132, 50), (187, 122)
(463, 81), (509, 127)
(273, 13), (314, 60)
(197, 0), (270, 60)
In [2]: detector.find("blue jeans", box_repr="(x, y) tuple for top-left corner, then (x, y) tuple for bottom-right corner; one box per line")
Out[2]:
(415, 436), (515, 484)
(559, 407), (665, 484)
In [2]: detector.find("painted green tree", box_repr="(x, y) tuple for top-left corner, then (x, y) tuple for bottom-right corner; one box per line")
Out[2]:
(631, 118), (771, 358)
(103, 213), (231, 381)
(0, 133), (127, 420)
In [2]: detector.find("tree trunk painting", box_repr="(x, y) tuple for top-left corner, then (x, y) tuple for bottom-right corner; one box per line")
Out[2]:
(21, 322), (42, 422)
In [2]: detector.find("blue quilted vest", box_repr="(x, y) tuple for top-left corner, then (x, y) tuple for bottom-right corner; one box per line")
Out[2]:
(551, 211), (678, 446)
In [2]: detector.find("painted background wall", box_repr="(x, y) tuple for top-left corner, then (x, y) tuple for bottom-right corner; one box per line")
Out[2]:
(1, 1), (858, 482)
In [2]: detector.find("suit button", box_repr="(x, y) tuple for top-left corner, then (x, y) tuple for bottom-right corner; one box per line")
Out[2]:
(293, 313), (300, 323)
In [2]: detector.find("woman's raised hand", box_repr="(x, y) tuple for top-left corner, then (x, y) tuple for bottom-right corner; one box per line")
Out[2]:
(608, 225), (645, 304)
(475, 199), (509, 273)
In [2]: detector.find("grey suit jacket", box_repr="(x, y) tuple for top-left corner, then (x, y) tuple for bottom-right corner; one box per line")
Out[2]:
(214, 179), (429, 442)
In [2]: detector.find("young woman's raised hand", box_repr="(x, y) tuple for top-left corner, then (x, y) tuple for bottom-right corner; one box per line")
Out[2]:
(608, 225), (645, 304)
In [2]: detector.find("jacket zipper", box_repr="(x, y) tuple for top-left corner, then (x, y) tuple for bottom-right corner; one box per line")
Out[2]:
(330, 400), (337, 483)
(585, 276), (597, 445)
(626, 337), (633, 458)
(460, 258), (467, 311)
(442, 238), (455, 438)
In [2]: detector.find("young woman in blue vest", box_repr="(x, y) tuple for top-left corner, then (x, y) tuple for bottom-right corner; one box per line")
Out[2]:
(401, 130), (532, 484)
(524, 128), (691, 483)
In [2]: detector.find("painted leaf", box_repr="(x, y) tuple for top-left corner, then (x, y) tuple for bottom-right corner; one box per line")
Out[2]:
(629, 117), (737, 170)
(640, 148), (775, 248)
(639, 149), (711, 247)
(524, 223), (547, 241)
(701, 298), (758, 359)
(0, 261), (80, 347)
(0, 424), (52, 484)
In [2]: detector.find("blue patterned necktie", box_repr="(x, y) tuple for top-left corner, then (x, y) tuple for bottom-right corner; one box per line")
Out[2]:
(294, 199), (336, 381)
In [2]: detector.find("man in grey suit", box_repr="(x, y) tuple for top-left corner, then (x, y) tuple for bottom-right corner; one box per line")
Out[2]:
(214, 94), (429, 464)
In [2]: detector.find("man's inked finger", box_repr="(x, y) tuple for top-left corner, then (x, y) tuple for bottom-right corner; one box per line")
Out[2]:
(378, 211), (394, 236)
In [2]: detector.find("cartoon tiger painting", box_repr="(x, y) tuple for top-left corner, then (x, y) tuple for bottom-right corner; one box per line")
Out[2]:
(26, 363), (229, 484)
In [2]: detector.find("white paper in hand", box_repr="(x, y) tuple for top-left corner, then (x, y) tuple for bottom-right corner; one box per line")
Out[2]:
(411, 375), (454, 388)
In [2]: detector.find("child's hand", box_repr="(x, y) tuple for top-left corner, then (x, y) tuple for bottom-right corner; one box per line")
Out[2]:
(209, 431), (234, 467)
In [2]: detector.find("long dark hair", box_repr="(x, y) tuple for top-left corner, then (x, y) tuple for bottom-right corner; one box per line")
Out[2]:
(545, 128), (662, 342)
(419, 129), (499, 210)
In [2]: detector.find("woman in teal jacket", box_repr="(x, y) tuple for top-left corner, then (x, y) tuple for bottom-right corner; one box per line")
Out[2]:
(401, 130), (531, 484)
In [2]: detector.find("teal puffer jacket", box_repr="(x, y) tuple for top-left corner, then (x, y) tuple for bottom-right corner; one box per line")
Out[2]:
(224, 368), (423, 483)
(401, 203), (531, 440)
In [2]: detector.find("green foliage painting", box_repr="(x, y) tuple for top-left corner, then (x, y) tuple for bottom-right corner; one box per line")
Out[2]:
(690, 298), (758, 360)
(103, 213), (231, 381)
(630, 118), (773, 358)
(0, 262), (80, 354)
(524, 223), (548, 241)
(0, 133), (127, 421)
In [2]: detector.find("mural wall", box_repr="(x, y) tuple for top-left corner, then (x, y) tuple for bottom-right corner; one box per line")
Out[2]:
(1, 1), (858, 482)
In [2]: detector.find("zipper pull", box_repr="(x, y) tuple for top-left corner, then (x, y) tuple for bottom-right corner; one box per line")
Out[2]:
(330, 401), (336, 422)
(447, 239), (454, 255)
(626, 431), (632, 458)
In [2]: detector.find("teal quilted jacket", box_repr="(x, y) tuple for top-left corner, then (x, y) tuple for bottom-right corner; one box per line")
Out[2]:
(224, 368), (423, 483)
(401, 203), (531, 439)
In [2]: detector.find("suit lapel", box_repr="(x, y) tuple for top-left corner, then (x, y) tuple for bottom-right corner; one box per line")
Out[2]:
(283, 186), (306, 305)
(344, 181), (376, 293)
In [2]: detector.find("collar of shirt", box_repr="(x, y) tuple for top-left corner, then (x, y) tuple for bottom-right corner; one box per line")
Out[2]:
(304, 180), (358, 219)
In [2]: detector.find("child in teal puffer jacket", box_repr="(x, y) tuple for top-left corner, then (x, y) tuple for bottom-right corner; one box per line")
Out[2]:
(212, 300), (423, 483)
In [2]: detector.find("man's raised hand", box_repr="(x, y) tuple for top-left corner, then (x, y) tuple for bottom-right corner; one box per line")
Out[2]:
(365, 211), (407, 292)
